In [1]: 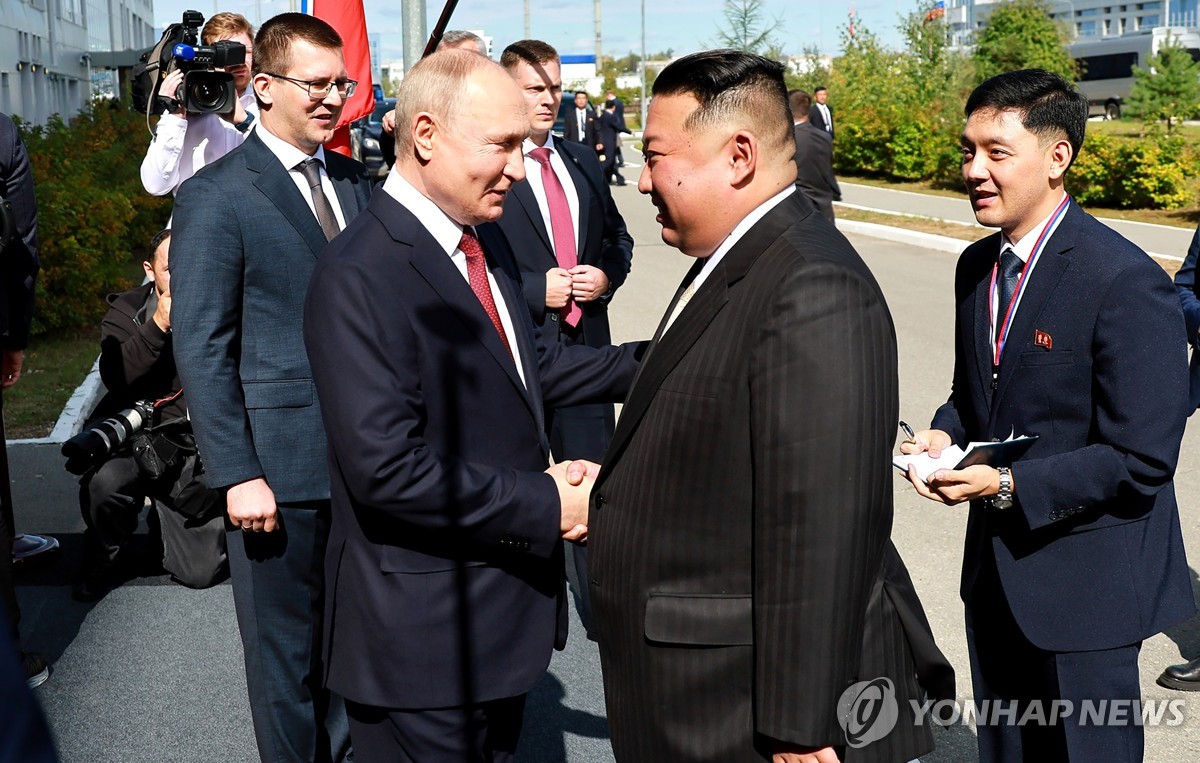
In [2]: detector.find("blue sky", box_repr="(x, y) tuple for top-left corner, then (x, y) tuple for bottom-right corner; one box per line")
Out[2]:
(152, 1), (916, 63)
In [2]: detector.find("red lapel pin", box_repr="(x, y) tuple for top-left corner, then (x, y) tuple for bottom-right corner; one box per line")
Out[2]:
(1034, 330), (1053, 350)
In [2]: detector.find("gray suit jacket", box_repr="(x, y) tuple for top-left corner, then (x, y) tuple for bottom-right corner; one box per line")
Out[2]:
(170, 130), (371, 501)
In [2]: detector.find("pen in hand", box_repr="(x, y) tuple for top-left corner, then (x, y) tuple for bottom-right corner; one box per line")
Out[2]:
(899, 420), (917, 443)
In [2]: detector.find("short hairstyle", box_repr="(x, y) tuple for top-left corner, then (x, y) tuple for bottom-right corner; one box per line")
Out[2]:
(394, 49), (496, 154)
(252, 13), (342, 79)
(652, 49), (793, 153)
(814, 86), (827, 94)
(788, 89), (812, 120)
(965, 69), (1088, 166)
(147, 229), (172, 265)
(500, 39), (559, 71)
(201, 12), (253, 45)
(439, 30), (488, 57)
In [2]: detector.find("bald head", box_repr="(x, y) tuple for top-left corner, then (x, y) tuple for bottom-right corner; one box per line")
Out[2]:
(394, 49), (529, 226)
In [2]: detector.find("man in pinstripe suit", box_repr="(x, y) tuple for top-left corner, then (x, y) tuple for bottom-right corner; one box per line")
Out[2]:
(588, 51), (951, 763)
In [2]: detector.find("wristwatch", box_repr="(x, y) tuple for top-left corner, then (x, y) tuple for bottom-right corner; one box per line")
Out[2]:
(990, 467), (1014, 510)
(235, 111), (255, 133)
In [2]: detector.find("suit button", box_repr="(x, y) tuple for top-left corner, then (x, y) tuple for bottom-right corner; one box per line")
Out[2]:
(595, 493), (606, 506)
(549, 313), (559, 322)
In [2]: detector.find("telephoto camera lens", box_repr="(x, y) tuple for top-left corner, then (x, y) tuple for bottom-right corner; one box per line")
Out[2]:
(61, 402), (153, 475)
(183, 71), (235, 114)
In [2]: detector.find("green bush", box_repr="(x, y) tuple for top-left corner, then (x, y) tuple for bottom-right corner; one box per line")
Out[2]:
(1069, 132), (1199, 210)
(18, 100), (172, 335)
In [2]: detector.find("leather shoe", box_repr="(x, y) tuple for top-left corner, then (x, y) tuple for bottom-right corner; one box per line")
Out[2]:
(12, 533), (60, 568)
(1157, 656), (1200, 691)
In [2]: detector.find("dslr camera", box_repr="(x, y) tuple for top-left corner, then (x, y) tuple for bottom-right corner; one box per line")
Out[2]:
(132, 10), (246, 117)
(61, 401), (155, 476)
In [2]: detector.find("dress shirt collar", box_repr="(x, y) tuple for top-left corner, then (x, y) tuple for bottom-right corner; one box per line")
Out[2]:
(524, 132), (559, 157)
(690, 185), (796, 293)
(256, 122), (328, 173)
(1000, 191), (1069, 264)
(382, 169), (465, 257)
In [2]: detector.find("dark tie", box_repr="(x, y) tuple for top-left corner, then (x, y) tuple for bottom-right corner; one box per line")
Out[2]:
(296, 158), (342, 241)
(529, 147), (582, 327)
(996, 246), (1023, 340)
(459, 228), (513, 357)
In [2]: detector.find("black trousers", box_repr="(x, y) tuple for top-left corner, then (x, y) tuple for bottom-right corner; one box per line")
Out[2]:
(967, 551), (1144, 763)
(346, 695), (525, 763)
(79, 448), (223, 582)
(227, 500), (350, 763)
(0, 388), (18, 642)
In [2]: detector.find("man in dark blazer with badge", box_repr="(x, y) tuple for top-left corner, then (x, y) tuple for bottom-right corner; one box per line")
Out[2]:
(303, 50), (641, 762)
(489, 39), (634, 632)
(902, 69), (1194, 762)
(589, 51), (950, 763)
(171, 14), (371, 762)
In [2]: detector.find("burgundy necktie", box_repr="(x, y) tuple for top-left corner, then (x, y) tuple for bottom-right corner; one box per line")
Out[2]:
(528, 147), (582, 327)
(459, 228), (512, 357)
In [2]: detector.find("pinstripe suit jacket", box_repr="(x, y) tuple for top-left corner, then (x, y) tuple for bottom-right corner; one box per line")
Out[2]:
(589, 192), (948, 762)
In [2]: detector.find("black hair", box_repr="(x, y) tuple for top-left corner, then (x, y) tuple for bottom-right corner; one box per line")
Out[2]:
(147, 228), (171, 264)
(652, 49), (791, 146)
(965, 69), (1088, 166)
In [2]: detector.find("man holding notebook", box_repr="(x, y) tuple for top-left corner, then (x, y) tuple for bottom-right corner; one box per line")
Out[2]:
(901, 69), (1194, 763)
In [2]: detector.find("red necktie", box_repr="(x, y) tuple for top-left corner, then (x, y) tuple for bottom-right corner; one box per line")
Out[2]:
(459, 228), (512, 357)
(528, 147), (582, 327)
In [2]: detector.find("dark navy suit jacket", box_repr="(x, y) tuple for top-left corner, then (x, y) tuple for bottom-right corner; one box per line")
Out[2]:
(304, 191), (641, 709)
(934, 201), (1194, 652)
(490, 139), (632, 350)
(171, 131), (372, 501)
(1172, 223), (1200, 409)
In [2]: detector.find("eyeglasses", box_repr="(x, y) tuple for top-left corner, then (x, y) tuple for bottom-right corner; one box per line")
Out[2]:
(265, 73), (357, 100)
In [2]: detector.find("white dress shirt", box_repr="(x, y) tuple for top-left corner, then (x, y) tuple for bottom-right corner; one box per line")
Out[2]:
(381, 169), (526, 387)
(139, 87), (258, 196)
(989, 192), (1069, 341)
(575, 108), (588, 141)
(815, 101), (833, 133)
(255, 123), (349, 231)
(521, 134), (582, 254)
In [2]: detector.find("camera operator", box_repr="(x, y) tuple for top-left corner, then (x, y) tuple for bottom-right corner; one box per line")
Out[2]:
(71, 229), (225, 601)
(139, 12), (257, 199)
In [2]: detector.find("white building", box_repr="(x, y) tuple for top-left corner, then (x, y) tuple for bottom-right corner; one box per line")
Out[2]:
(1, 0), (154, 123)
(944, 0), (1200, 47)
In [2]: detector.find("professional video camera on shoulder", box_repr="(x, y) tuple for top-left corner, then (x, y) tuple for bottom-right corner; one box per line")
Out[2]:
(132, 9), (246, 119)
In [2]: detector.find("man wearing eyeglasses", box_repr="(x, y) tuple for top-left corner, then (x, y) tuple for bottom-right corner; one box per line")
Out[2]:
(171, 12), (371, 763)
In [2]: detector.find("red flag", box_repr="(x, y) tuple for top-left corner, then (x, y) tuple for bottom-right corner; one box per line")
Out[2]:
(311, 0), (376, 156)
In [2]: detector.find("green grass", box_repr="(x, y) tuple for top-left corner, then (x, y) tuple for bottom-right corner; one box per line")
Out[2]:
(4, 328), (100, 439)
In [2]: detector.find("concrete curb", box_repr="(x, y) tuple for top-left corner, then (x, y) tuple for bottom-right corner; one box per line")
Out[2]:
(835, 218), (970, 255)
(11, 354), (103, 446)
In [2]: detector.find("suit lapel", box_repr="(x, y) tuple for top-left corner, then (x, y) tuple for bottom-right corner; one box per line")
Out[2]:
(508, 181), (554, 257)
(372, 194), (534, 410)
(990, 206), (1077, 417)
(972, 249), (995, 405)
(245, 133), (329, 258)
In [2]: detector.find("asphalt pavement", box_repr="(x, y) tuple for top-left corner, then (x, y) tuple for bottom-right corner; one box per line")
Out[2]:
(9, 169), (1200, 761)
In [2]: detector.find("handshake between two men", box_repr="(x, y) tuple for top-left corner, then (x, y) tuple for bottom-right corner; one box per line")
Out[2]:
(546, 458), (600, 543)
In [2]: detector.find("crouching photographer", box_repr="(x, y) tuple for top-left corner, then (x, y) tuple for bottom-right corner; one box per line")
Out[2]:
(63, 229), (226, 601)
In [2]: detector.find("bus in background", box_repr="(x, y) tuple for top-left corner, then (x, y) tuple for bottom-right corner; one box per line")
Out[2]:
(1072, 26), (1200, 119)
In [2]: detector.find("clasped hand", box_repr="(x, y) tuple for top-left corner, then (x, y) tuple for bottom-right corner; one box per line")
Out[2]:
(545, 459), (600, 543)
(899, 428), (1000, 506)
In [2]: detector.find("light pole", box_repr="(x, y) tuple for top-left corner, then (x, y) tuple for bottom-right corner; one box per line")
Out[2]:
(640, 0), (646, 132)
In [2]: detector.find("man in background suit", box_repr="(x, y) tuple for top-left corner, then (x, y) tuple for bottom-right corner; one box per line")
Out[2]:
(171, 13), (371, 762)
(304, 50), (641, 762)
(1155, 222), (1200, 691)
(901, 69), (1193, 762)
(787, 89), (840, 221)
(598, 100), (630, 186)
(491, 40), (634, 632)
(810, 86), (834, 139)
(590, 50), (950, 763)
(564, 91), (600, 150)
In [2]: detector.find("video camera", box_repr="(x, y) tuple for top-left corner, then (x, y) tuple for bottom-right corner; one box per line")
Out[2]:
(132, 10), (246, 118)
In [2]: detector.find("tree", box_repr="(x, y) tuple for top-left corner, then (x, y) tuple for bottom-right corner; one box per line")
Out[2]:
(1126, 36), (1200, 132)
(713, 0), (784, 56)
(972, 0), (1076, 83)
